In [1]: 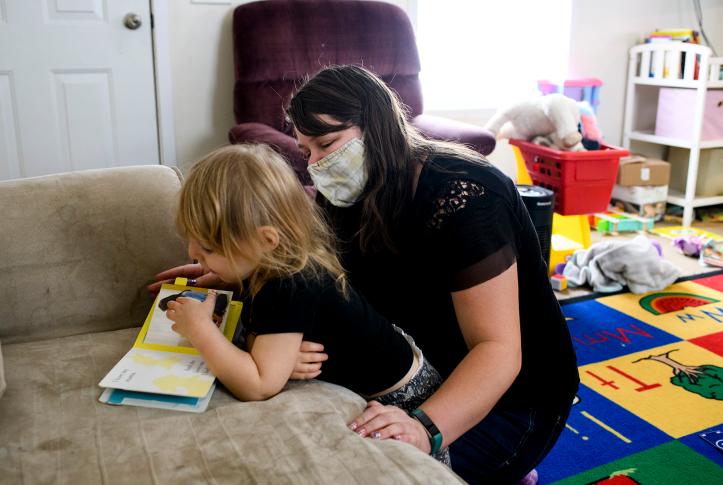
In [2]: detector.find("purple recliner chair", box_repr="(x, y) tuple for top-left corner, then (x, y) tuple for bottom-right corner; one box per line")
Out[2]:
(229, 0), (496, 185)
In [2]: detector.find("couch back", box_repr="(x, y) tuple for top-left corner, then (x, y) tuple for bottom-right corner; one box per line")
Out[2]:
(0, 166), (190, 344)
(232, 0), (423, 136)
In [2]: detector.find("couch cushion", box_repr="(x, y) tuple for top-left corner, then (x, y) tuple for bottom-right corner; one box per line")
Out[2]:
(0, 166), (190, 344)
(0, 329), (463, 484)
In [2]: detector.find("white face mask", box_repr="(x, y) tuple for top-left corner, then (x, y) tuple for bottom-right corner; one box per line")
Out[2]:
(307, 137), (366, 208)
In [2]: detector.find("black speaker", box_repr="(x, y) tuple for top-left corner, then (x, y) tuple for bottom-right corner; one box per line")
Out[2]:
(517, 185), (555, 269)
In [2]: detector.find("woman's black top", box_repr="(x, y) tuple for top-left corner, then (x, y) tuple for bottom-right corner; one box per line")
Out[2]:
(332, 152), (579, 410)
(238, 271), (413, 396)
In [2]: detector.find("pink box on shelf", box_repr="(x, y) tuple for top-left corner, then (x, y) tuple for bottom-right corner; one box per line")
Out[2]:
(655, 88), (723, 141)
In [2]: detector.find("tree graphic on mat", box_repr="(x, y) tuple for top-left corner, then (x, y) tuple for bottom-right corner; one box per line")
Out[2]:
(634, 350), (723, 400)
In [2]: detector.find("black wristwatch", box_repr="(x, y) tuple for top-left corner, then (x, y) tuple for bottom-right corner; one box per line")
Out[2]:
(409, 409), (443, 455)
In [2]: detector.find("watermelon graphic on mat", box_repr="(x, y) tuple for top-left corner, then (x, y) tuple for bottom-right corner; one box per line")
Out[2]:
(638, 292), (719, 315)
(585, 470), (640, 485)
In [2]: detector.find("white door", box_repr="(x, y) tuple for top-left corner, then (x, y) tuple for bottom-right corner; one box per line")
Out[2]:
(0, 0), (160, 180)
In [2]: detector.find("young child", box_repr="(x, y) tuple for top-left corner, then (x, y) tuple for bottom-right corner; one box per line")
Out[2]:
(165, 144), (450, 465)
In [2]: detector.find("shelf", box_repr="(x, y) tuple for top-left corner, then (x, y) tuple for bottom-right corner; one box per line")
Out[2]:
(632, 78), (723, 89)
(667, 189), (723, 208)
(628, 131), (723, 149)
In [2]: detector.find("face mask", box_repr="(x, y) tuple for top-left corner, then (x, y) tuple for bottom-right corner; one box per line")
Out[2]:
(307, 137), (366, 208)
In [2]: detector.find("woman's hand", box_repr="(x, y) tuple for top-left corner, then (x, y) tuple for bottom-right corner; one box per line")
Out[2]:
(147, 264), (223, 297)
(166, 290), (219, 341)
(289, 341), (328, 379)
(348, 401), (431, 454)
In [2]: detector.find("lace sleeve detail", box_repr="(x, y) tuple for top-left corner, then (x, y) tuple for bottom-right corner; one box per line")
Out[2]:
(418, 179), (522, 291)
(425, 179), (486, 234)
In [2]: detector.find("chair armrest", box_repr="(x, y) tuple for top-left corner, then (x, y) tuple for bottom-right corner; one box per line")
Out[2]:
(411, 114), (496, 156)
(229, 122), (311, 185)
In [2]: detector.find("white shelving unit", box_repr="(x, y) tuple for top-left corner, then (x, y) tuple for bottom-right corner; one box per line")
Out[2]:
(622, 43), (723, 227)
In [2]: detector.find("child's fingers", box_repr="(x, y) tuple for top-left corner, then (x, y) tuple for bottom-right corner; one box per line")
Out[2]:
(297, 362), (322, 373)
(299, 352), (328, 364)
(166, 310), (177, 322)
(289, 369), (322, 380)
(171, 323), (180, 334)
(202, 290), (218, 308)
(299, 341), (325, 353)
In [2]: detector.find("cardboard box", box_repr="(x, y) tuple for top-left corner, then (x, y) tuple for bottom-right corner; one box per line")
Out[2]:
(668, 147), (723, 197)
(610, 184), (668, 222)
(611, 184), (668, 204)
(616, 155), (671, 186)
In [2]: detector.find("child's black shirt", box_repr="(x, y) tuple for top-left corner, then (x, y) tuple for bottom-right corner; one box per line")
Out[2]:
(239, 271), (413, 396)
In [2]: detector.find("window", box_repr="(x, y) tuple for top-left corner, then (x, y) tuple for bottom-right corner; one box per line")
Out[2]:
(414, 0), (574, 112)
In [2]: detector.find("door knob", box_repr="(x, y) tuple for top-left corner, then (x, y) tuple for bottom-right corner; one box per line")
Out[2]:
(124, 13), (142, 30)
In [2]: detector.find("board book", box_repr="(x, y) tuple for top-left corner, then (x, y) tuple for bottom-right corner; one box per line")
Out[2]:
(99, 279), (241, 399)
(99, 383), (216, 413)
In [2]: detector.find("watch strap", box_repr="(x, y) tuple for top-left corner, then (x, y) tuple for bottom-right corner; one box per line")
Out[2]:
(409, 409), (443, 455)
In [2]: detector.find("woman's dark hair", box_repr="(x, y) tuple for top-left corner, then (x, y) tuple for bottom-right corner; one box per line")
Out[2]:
(285, 65), (485, 254)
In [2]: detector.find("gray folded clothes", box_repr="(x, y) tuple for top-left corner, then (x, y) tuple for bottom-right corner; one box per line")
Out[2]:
(563, 235), (681, 294)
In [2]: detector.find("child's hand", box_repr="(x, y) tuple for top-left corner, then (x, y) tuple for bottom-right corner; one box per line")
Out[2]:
(166, 290), (219, 340)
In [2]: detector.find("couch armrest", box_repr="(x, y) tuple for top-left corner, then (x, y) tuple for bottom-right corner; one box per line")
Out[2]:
(229, 122), (311, 185)
(411, 114), (496, 156)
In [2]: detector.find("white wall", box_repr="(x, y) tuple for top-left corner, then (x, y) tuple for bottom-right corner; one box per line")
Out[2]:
(167, 0), (407, 171)
(167, 0), (721, 175)
(446, 0), (723, 181)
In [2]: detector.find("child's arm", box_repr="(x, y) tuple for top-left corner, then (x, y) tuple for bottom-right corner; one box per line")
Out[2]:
(166, 290), (303, 401)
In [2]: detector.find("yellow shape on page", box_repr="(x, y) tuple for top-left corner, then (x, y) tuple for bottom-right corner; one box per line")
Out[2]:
(129, 353), (182, 370)
(153, 375), (213, 397)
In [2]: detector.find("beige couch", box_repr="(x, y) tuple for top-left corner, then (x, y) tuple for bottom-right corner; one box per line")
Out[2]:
(0, 166), (462, 484)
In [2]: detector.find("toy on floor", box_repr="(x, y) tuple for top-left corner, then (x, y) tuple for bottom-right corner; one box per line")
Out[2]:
(672, 234), (707, 257)
(485, 94), (586, 151)
(550, 274), (568, 291)
(700, 238), (723, 268)
(591, 210), (654, 235)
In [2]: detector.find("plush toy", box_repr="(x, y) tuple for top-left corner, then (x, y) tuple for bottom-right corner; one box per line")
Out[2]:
(485, 93), (585, 152)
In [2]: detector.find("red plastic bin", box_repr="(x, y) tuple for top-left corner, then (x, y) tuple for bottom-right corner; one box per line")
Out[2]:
(509, 139), (629, 216)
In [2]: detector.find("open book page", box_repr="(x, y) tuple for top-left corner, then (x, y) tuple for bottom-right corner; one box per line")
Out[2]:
(99, 348), (216, 397)
(144, 287), (235, 348)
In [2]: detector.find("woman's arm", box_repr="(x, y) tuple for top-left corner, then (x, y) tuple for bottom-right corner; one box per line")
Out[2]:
(166, 291), (303, 401)
(349, 263), (521, 450)
(147, 263), (224, 297)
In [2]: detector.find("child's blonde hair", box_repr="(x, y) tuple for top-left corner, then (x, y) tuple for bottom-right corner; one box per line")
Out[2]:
(176, 144), (347, 298)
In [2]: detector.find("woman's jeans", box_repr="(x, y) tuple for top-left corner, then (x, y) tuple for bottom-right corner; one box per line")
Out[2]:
(449, 399), (573, 485)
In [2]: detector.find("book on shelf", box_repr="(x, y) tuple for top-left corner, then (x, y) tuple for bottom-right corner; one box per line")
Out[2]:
(645, 29), (701, 80)
(98, 278), (242, 412)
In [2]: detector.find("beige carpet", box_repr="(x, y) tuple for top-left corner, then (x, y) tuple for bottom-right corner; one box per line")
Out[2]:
(554, 221), (723, 301)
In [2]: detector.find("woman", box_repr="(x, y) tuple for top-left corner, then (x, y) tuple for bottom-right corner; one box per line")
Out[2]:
(152, 65), (578, 484)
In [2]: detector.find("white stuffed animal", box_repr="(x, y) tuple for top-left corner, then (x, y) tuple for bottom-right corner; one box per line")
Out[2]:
(485, 94), (585, 152)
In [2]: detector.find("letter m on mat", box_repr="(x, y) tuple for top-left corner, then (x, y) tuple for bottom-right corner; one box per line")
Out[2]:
(677, 313), (706, 323)
(701, 307), (723, 323)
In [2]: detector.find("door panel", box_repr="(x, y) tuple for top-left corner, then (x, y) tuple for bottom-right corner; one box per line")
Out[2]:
(0, 0), (159, 180)
(0, 72), (21, 180)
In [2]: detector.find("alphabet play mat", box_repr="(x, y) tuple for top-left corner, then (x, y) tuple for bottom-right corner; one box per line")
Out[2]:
(538, 272), (723, 484)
